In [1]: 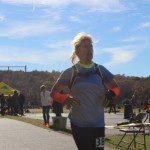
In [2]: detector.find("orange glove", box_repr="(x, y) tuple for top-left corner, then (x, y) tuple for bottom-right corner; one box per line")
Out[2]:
(53, 93), (68, 103)
(110, 87), (120, 97)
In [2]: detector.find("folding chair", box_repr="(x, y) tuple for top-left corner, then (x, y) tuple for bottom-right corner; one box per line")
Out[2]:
(116, 112), (148, 150)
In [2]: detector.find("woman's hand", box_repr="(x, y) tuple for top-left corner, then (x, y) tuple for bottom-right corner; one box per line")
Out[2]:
(64, 96), (80, 108)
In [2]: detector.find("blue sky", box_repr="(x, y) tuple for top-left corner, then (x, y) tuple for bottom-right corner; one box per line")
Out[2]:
(0, 0), (150, 77)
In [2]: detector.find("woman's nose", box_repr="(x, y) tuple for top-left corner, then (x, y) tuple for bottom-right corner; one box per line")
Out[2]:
(87, 48), (93, 52)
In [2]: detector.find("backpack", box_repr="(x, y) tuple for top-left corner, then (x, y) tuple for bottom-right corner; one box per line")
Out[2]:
(68, 63), (106, 89)
(68, 63), (113, 107)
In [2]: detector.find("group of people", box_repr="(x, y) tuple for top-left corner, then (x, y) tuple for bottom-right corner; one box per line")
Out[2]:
(0, 91), (25, 116)
(40, 32), (120, 150)
(124, 94), (150, 112)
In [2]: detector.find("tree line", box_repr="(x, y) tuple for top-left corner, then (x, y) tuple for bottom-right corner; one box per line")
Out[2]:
(0, 70), (150, 107)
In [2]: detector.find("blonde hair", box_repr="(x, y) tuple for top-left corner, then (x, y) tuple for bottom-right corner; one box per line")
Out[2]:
(40, 85), (46, 91)
(70, 32), (93, 64)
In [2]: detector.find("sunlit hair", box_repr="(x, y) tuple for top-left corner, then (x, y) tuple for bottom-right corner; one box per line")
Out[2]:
(70, 32), (93, 64)
(40, 85), (46, 91)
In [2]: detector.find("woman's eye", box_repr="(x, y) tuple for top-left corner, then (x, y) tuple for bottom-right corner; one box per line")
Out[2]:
(84, 45), (93, 49)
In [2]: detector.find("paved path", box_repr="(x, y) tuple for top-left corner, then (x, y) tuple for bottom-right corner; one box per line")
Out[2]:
(0, 118), (76, 150)
(0, 116), (114, 150)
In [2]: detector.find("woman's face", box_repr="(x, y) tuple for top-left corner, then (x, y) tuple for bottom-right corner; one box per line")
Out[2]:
(76, 39), (93, 64)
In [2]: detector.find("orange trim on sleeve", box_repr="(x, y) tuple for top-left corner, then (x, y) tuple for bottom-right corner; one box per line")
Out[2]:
(53, 93), (68, 103)
(110, 87), (120, 97)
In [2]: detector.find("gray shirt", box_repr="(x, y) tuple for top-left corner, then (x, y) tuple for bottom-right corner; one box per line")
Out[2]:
(56, 63), (114, 127)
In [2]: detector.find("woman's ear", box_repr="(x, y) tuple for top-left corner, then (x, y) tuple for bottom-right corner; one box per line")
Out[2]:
(75, 50), (78, 56)
(75, 49), (81, 59)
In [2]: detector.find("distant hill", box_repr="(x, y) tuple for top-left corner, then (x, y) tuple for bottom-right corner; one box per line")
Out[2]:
(0, 70), (149, 107)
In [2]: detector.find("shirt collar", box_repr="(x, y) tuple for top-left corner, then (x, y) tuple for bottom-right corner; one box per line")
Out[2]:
(78, 62), (94, 68)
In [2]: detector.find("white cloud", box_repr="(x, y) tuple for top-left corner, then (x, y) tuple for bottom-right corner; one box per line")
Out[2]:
(0, 13), (5, 22)
(0, 14), (5, 22)
(0, 45), (70, 64)
(137, 22), (150, 29)
(43, 40), (72, 61)
(0, 0), (70, 6)
(0, 0), (127, 41)
(0, 0), (126, 12)
(0, 42), (147, 70)
(0, 46), (43, 63)
(101, 45), (140, 67)
(44, 40), (71, 49)
(69, 16), (84, 23)
(78, 0), (126, 12)
(0, 21), (66, 38)
(42, 9), (62, 21)
(111, 26), (122, 32)
(120, 36), (146, 42)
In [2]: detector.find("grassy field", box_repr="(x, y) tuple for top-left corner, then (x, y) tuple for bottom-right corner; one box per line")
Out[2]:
(1, 108), (150, 150)
(105, 134), (150, 150)
(27, 107), (70, 113)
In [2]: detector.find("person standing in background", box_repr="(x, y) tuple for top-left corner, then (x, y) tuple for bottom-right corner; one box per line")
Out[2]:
(52, 90), (63, 117)
(131, 94), (137, 107)
(12, 91), (19, 116)
(0, 93), (5, 116)
(6, 94), (13, 115)
(40, 85), (53, 127)
(108, 97), (117, 114)
(19, 92), (25, 116)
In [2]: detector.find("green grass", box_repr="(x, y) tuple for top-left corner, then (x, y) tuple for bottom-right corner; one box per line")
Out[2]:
(105, 134), (150, 150)
(27, 108), (69, 114)
(27, 108), (42, 113)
